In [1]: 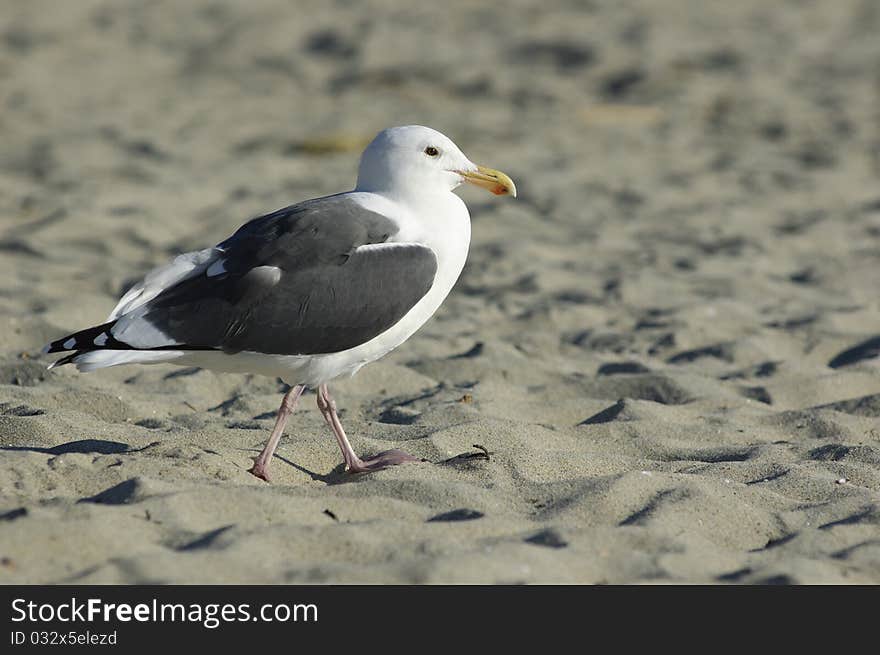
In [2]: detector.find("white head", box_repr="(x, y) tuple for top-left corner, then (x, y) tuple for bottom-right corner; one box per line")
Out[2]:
(355, 125), (516, 199)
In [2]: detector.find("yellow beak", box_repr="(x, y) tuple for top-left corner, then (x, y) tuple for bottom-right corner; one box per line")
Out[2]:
(458, 165), (517, 197)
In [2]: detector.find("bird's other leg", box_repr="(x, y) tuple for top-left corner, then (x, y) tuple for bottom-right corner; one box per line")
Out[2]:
(316, 383), (422, 474)
(249, 384), (305, 481)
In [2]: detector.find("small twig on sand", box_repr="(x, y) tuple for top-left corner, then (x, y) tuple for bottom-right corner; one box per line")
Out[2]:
(440, 443), (492, 465)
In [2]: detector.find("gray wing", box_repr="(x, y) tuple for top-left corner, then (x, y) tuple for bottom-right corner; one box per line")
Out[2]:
(59, 196), (438, 357)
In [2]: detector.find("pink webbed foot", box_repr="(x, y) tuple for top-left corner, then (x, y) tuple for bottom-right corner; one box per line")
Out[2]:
(316, 384), (424, 475)
(346, 449), (424, 474)
(249, 458), (271, 482)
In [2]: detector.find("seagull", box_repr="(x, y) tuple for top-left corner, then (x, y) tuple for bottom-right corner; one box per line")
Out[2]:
(44, 125), (516, 480)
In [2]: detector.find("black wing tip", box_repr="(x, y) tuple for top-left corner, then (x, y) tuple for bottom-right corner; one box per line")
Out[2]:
(45, 337), (73, 354)
(44, 320), (125, 355)
(44, 337), (74, 355)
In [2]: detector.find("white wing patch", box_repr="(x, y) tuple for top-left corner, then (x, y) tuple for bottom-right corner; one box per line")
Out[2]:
(248, 265), (282, 286)
(108, 247), (218, 320)
(354, 242), (425, 254)
(111, 307), (176, 349)
(206, 259), (227, 277)
(93, 333), (108, 346)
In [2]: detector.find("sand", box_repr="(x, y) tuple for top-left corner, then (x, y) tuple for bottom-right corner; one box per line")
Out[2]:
(1, 0), (879, 584)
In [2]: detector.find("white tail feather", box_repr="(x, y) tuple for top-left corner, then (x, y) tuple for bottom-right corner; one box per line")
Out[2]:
(70, 350), (185, 372)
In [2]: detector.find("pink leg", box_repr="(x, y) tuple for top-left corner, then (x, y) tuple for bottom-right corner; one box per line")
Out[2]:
(249, 384), (305, 481)
(316, 383), (422, 473)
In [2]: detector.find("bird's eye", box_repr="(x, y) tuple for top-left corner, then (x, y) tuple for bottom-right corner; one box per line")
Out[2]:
(424, 146), (439, 157)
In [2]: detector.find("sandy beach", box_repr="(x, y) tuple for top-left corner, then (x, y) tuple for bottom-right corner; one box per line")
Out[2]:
(1, 0), (879, 583)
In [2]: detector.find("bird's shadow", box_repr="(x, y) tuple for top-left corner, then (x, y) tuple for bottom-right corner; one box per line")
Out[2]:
(243, 451), (415, 485)
(236, 448), (335, 484)
(269, 455), (383, 485)
(274, 453), (336, 484)
(266, 443), (493, 485)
